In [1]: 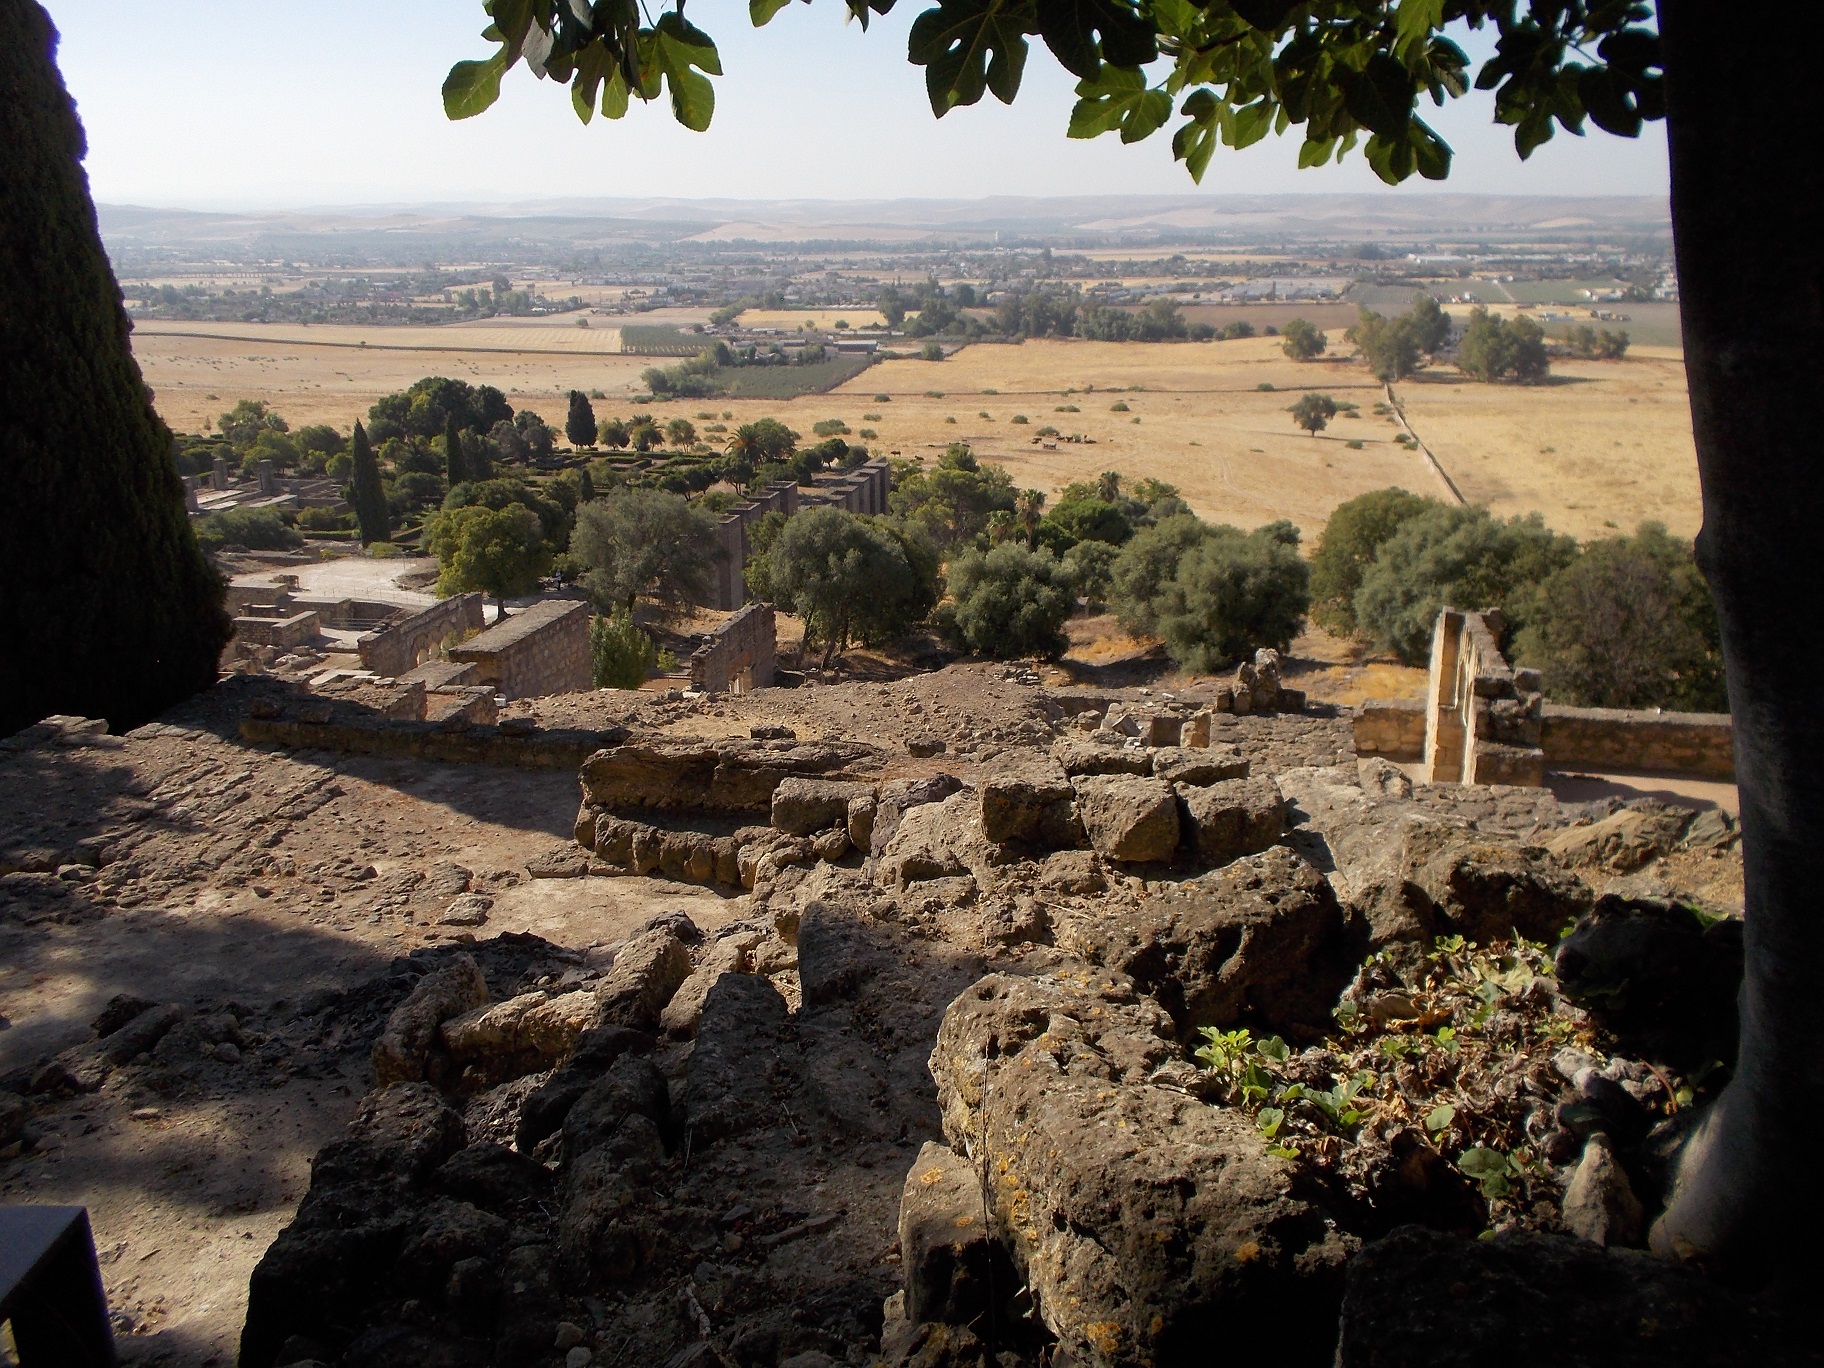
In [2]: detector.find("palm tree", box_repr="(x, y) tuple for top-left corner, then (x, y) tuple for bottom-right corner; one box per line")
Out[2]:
(1096, 470), (1122, 503)
(725, 423), (766, 463)
(1016, 489), (1046, 548)
(627, 414), (662, 452)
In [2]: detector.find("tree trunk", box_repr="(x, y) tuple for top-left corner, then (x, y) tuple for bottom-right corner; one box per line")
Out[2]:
(1650, 0), (1824, 1286)
(0, 1), (230, 735)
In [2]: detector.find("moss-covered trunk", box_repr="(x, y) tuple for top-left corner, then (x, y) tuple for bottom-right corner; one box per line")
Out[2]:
(0, 0), (229, 735)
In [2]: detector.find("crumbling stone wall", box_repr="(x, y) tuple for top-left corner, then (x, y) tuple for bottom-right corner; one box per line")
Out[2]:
(710, 459), (892, 609)
(1421, 608), (1546, 786)
(689, 603), (775, 694)
(713, 481), (800, 610)
(1354, 609), (1734, 782)
(231, 610), (320, 651)
(447, 599), (592, 700)
(1541, 706), (1734, 779)
(357, 593), (486, 678)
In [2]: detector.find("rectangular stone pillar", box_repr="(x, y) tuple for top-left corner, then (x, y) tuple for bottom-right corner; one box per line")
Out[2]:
(1422, 608), (1465, 783)
(212, 456), (228, 490)
(257, 459), (276, 495)
(183, 476), (199, 513)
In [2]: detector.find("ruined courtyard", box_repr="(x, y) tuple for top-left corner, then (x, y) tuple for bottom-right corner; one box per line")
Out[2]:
(0, 626), (1764, 1367)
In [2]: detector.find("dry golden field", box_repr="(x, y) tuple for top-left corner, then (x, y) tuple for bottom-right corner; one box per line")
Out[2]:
(1393, 345), (1700, 540)
(127, 323), (1701, 542)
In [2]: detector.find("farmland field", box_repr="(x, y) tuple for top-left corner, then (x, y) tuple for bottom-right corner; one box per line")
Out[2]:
(129, 325), (1700, 543)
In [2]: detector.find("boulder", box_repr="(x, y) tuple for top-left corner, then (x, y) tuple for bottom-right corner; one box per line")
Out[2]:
(1151, 746), (1249, 787)
(371, 955), (488, 1087)
(561, 1053), (670, 1163)
(1336, 1226), (1788, 1368)
(592, 928), (691, 1029)
(439, 989), (604, 1086)
(930, 970), (1350, 1367)
(1051, 736), (1152, 777)
(772, 778), (877, 836)
(847, 792), (879, 850)
(1071, 774), (1179, 863)
(1560, 1134), (1645, 1247)
(877, 793), (992, 891)
(579, 738), (878, 814)
(1178, 776), (1284, 868)
(1055, 846), (1352, 1037)
(869, 774), (965, 858)
(977, 752), (1073, 845)
(515, 1026), (653, 1154)
(1414, 839), (1593, 945)
(341, 1082), (470, 1180)
(684, 972), (790, 1141)
(898, 1142), (1015, 1328)
(659, 931), (763, 1038)
(1542, 802), (1696, 874)
(559, 1149), (659, 1285)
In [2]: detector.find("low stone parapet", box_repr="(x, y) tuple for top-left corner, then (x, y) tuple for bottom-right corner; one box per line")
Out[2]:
(1541, 705), (1734, 780)
(241, 711), (625, 769)
(1351, 697), (1427, 761)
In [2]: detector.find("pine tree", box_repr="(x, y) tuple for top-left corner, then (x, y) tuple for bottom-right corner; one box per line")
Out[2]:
(566, 390), (597, 447)
(349, 421), (390, 545)
(445, 411), (466, 487)
(1, 3), (230, 735)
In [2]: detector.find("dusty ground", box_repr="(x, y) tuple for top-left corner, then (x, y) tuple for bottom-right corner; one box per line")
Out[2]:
(2, 652), (1745, 1366)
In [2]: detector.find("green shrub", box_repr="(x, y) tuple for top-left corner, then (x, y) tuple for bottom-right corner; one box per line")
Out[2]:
(1011, 414), (1029, 424)
(1152, 523), (1311, 671)
(192, 507), (303, 553)
(1511, 523), (1725, 711)
(1063, 538), (1120, 610)
(1355, 505), (1578, 663)
(1109, 400), (1130, 412)
(1309, 488), (1438, 635)
(590, 610), (657, 689)
(937, 543), (1076, 660)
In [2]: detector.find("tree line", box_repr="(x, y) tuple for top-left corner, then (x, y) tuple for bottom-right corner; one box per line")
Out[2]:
(1312, 488), (1724, 712)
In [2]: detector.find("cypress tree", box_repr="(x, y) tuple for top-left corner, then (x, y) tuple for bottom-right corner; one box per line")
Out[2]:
(1, 3), (230, 736)
(566, 390), (597, 447)
(349, 421), (390, 545)
(444, 411), (466, 488)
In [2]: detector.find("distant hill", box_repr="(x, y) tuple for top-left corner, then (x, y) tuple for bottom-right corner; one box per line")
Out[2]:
(97, 193), (1669, 260)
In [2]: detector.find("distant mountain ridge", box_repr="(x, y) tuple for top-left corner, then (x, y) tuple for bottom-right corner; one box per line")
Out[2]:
(99, 192), (1668, 252)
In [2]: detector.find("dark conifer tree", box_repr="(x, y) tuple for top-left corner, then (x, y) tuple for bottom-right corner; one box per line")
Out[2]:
(566, 390), (597, 447)
(1, 2), (230, 735)
(445, 411), (466, 488)
(349, 421), (390, 545)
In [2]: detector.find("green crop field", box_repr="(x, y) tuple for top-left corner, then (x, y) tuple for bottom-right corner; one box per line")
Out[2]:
(714, 355), (875, 399)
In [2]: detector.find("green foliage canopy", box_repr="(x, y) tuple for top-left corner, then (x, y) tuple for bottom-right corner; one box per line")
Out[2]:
(1309, 487), (1437, 634)
(937, 542), (1076, 661)
(1354, 504), (1578, 663)
(424, 503), (551, 610)
(446, 2), (1662, 189)
(571, 487), (719, 615)
(1512, 522), (1725, 711)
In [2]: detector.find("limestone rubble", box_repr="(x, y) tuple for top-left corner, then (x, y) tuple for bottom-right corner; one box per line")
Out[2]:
(0, 667), (1762, 1366)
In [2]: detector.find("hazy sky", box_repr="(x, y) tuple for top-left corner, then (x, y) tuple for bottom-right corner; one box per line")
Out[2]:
(45, 0), (1670, 208)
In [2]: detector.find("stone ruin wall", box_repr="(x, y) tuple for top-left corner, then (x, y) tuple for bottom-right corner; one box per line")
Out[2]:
(689, 603), (776, 694)
(356, 593), (487, 678)
(1355, 607), (1735, 783)
(447, 599), (592, 701)
(712, 459), (892, 610)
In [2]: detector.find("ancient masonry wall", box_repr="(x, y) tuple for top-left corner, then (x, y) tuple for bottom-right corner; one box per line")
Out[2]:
(689, 604), (776, 694)
(357, 593), (487, 678)
(711, 459), (892, 610)
(447, 598), (592, 700)
(1421, 608), (1546, 787)
(1354, 607), (1735, 781)
(1540, 706), (1734, 780)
